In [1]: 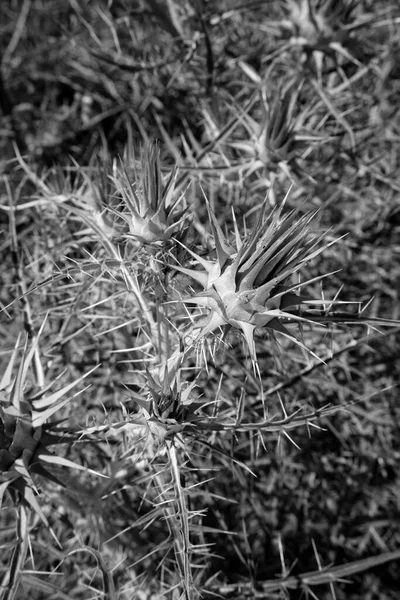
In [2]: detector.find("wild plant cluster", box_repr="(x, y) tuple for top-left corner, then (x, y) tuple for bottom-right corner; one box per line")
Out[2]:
(1, 1), (400, 599)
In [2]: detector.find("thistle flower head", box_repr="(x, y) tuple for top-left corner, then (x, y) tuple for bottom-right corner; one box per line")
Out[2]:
(126, 353), (201, 436)
(282, 0), (359, 48)
(112, 142), (189, 246)
(175, 193), (329, 362)
(258, 88), (299, 168)
(231, 88), (301, 177)
(0, 332), (96, 523)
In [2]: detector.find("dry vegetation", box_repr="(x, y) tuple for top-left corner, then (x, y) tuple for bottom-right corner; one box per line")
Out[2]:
(1, 1), (400, 599)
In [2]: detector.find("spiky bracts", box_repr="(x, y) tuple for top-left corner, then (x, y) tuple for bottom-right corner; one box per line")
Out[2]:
(175, 194), (331, 362)
(126, 353), (202, 440)
(259, 89), (298, 167)
(112, 142), (190, 246)
(229, 87), (303, 181)
(282, 0), (359, 46)
(0, 333), (98, 524)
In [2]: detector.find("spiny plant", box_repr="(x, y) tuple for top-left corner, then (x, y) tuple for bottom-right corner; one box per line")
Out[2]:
(153, 86), (307, 209)
(279, 0), (368, 76)
(0, 324), (101, 525)
(1, 3), (400, 600)
(3, 134), (400, 598)
(111, 142), (190, 247)
(228, 86), (306, 184)
(282, 0), (360, 47)
(125, 352), (203, 439)
(174, 193), (338, 367)
(122, 356), (209, 599)
(0, 317), (107, 599)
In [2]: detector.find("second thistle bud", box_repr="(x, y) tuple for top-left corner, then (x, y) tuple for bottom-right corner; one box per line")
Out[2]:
(112, 142), (190, 247)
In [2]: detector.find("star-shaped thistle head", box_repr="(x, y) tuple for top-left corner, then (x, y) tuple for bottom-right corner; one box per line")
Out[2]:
(175, 193), (331, 363)
(282, 0), (359, 48)
(231, 88), (302, 179)
(258, 88), (299, 169)
(112, 142), (190, 246)
(0, 331), (98, 525)
(125, 352), (202, 441)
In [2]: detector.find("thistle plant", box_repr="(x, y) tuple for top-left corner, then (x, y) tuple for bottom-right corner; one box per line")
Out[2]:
(12, 144), (115, 245)
(126, 354), (202, 440)
(278, 0), (373, 83)
(3, 144), (399, 599)
(230, 87), (303, 183)
(174, 193), (334, 365)
(111, 142), (189, 247)
(282, 0), (359, 50)
(109, 142), (194, 364)
(2, 3), (400, 599)
(0, 327), (99, 525)
(120, 356), (207, 600)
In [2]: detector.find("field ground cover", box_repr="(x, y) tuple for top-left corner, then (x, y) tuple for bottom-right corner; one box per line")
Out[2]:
(1, 1), (400, 599)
